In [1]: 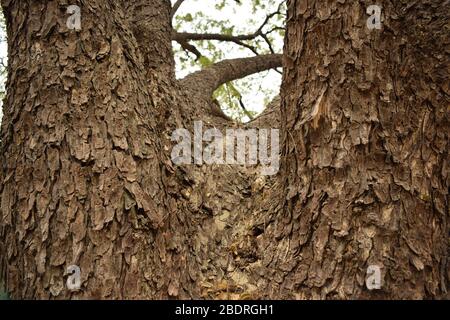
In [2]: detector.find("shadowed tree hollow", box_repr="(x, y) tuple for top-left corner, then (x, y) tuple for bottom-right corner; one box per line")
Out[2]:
(0, 0), (448, 299)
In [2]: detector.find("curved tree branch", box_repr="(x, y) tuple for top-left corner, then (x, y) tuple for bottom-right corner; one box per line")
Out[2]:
(171, 0), (186, 20)
(180, 54), (282, 98)
(177, 39), (203, 60)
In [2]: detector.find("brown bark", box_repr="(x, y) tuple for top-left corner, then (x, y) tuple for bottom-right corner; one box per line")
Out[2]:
(126, 0), (175, 77)
(170, 0), (187, 21)
(0, 0), (194, 299)
(265, 0), (448, 299)
(0, 0), (448, 301)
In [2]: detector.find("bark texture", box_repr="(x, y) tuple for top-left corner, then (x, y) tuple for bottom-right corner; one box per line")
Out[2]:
(0, 0), (448, 301)
(266, 0), (448, 299)
(0, 0), (191, 299)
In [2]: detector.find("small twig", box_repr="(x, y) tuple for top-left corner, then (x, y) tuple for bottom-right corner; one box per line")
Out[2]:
(238, 98), (254, 120)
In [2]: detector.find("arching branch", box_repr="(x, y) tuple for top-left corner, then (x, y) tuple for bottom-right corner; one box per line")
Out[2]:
(125, 1), (175, 75)
(171, 0), (186, 20)
(180, 54), (282, 98)
(173, 31), (261, 43)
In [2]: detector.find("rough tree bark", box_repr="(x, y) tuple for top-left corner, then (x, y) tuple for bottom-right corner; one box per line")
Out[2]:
(0, 0), (185, 299)
(0, 0), (282, 299)
(0, 0), (447, 300)
(271, 0), (448, 299)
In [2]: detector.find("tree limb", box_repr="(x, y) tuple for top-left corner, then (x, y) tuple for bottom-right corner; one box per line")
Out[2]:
(180, 54), (282, 97)
(170, 0), (186, 20)
(177, 39), (203, 60)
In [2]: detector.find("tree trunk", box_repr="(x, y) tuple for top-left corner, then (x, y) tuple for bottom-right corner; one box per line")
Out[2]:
(0, 0), (197, 299)
(271, 0), (448, 299)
